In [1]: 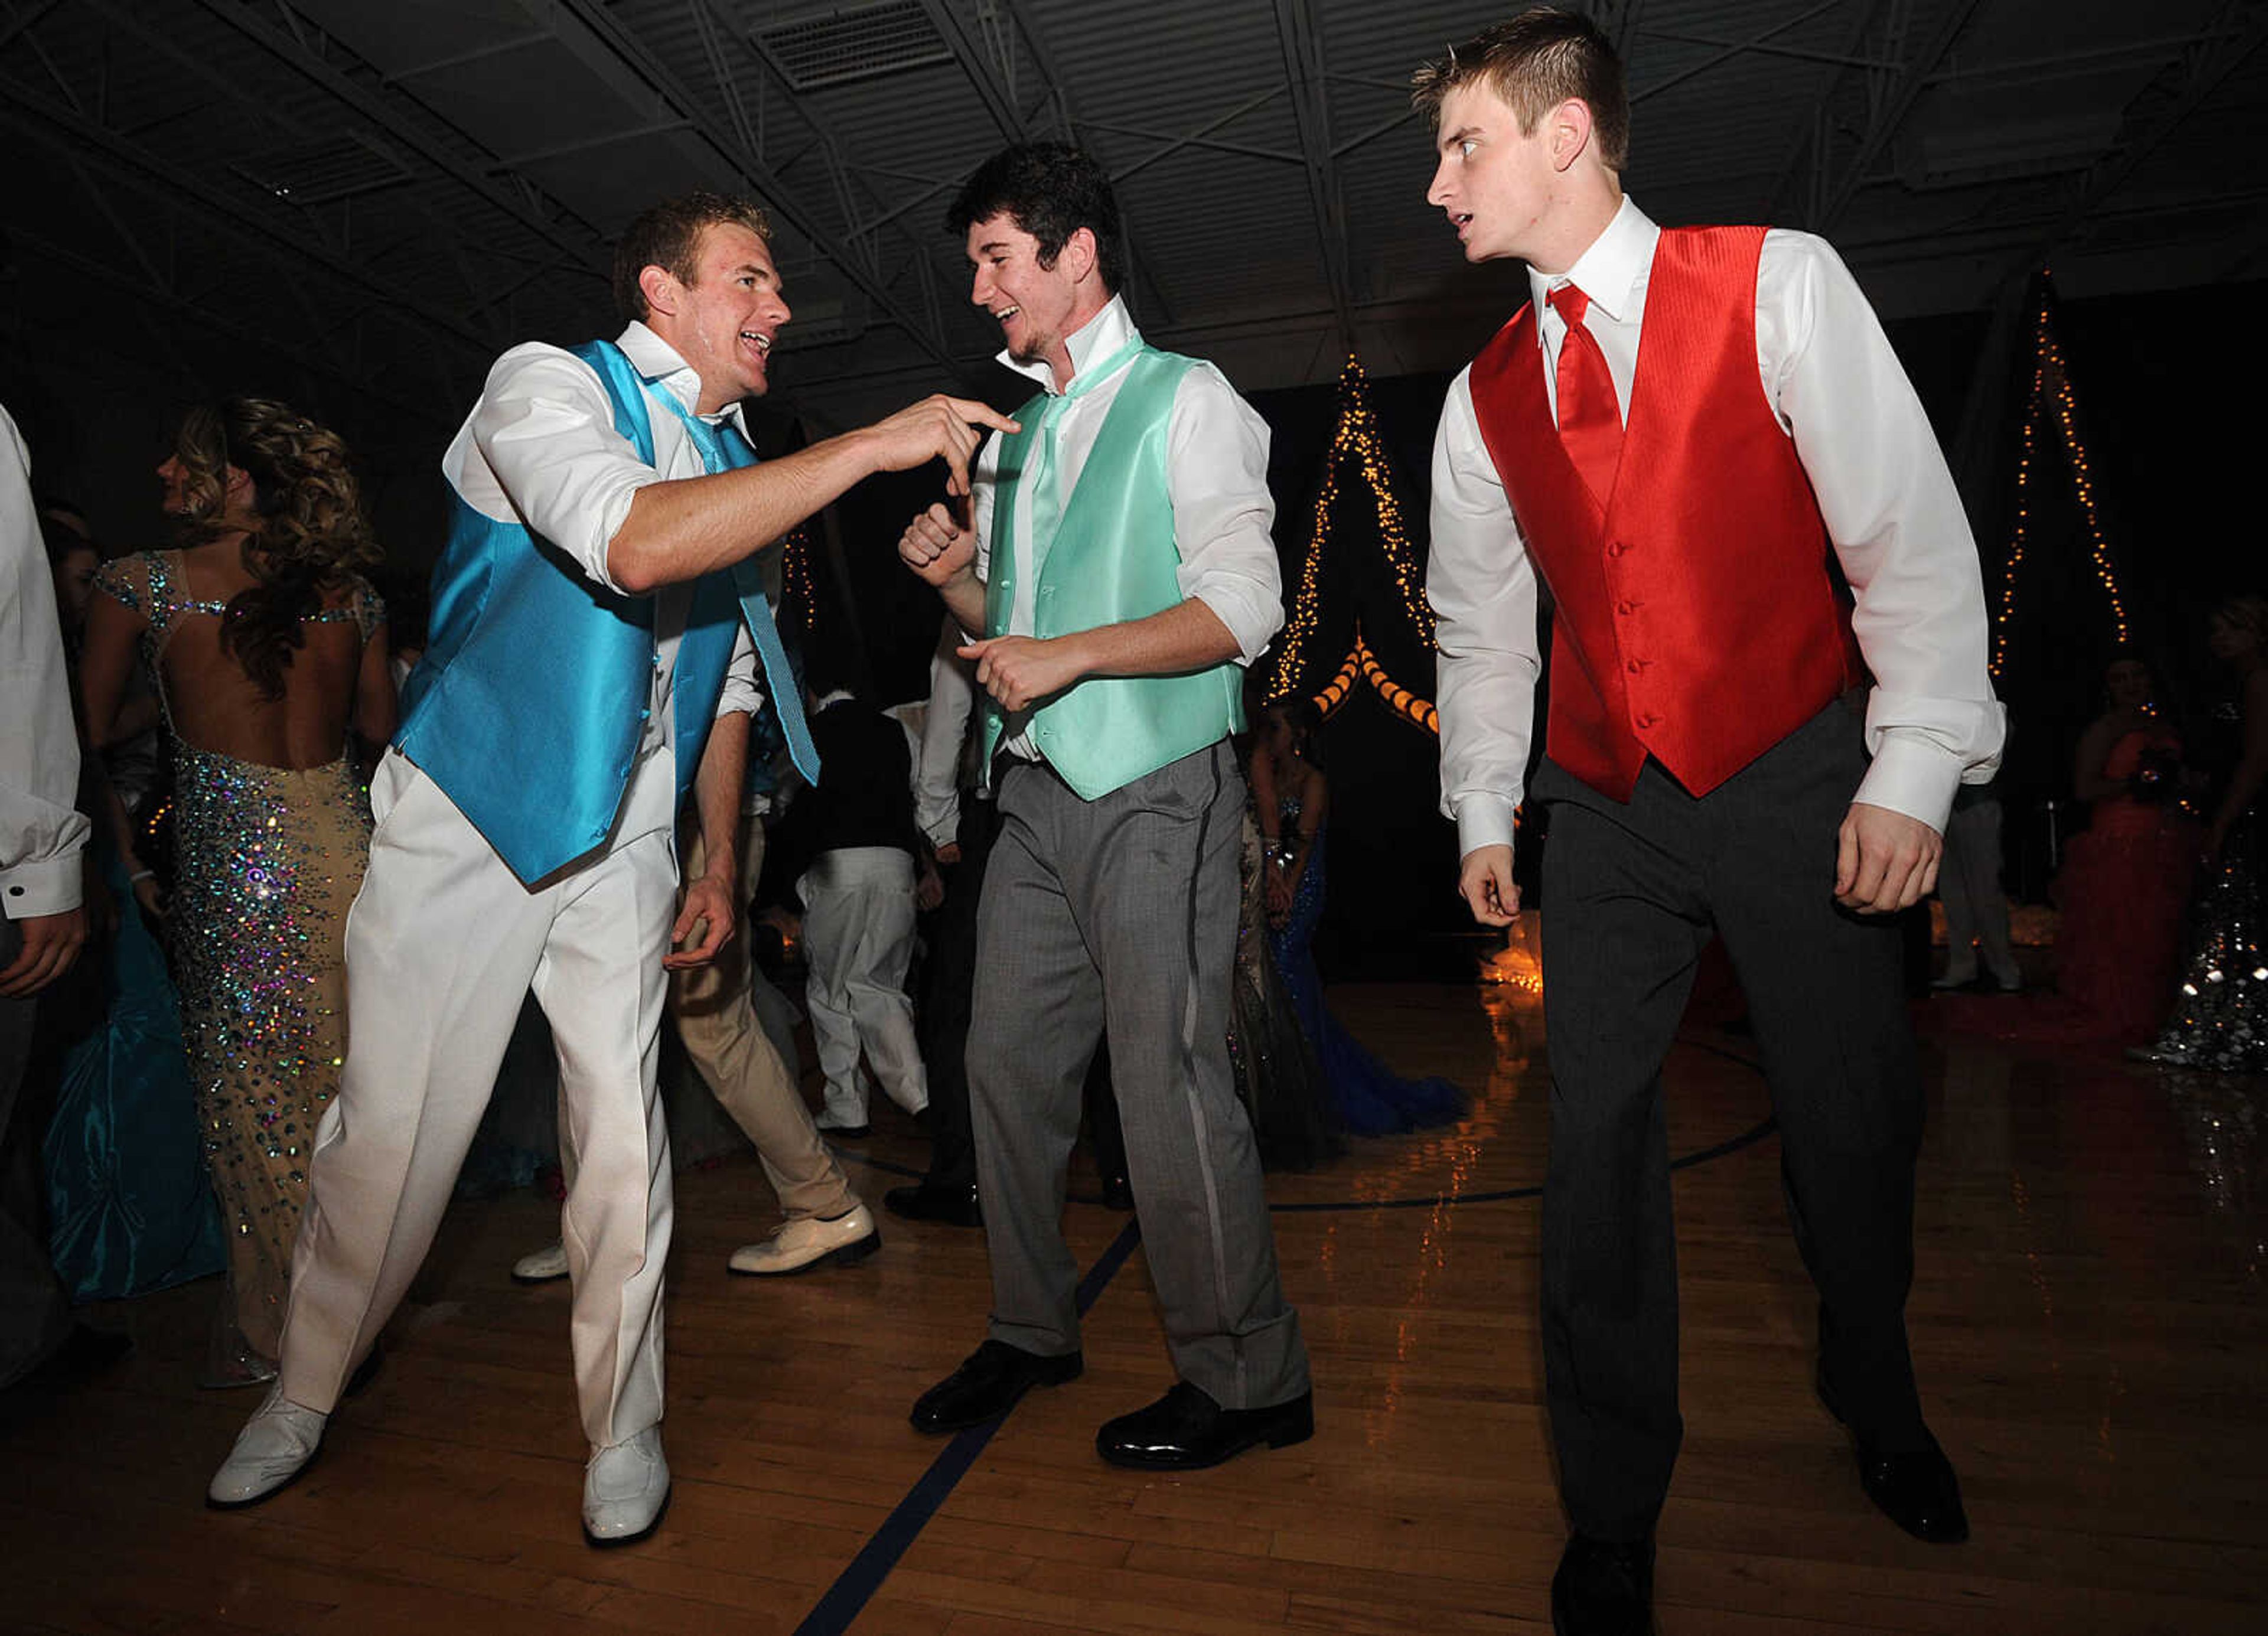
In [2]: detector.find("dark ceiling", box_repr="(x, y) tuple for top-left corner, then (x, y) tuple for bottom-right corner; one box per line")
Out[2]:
(3, 0), (2263, 441)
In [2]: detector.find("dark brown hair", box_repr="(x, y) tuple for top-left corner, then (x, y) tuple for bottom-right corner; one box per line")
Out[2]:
(1411, 6), (1630, 173)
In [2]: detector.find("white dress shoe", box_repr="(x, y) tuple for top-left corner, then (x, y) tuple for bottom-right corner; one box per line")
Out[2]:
(727, 1202), (881, 1276)
(207, 1388), (328, 1508)
(512, 1241), (569, 1283)
(583, 1426), (670, 1546)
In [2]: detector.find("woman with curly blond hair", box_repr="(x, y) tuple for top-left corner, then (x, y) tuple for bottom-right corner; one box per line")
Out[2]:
(80, 398), (395, 1383)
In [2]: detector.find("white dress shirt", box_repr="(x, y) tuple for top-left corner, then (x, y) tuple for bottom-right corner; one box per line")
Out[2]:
(969, 295), (1284, 758)
(0, 404), (88, 919)
(914, 614), (975, 847)
(1428, 196), (2006, 857)
(442, 322), (760, 849)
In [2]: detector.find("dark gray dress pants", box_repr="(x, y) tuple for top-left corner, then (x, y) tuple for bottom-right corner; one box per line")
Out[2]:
(1536, 700), (1932, 1542)
(1, 915), (74, 1386)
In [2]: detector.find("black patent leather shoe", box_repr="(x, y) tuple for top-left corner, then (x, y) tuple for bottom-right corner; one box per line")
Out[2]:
(884, 1181), (982, 1227)
(1551, 1534), (1654, 1636)
(1817, 1376), (1969, 1543)
(1853, 1443), (1968, 1542)
(1094, 1381), (1313, 1471)
(910, 1340), (1081, 1434)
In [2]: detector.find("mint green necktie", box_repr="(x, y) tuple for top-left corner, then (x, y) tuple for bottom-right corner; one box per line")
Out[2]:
(1022, 335), (1145, 575)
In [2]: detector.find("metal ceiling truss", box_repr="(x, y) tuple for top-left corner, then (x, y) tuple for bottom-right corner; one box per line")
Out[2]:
(914, 0), (1180, 327)
(2031, 0), (2268, 265)
(1274, 0), (1357, 356)
(552, 0), (967, 371)
(1770, 0), (1989, 234)
(0, 38), (501, 404)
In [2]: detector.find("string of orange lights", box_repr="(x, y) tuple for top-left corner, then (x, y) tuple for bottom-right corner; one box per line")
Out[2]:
(1268, 356), (1441, 736)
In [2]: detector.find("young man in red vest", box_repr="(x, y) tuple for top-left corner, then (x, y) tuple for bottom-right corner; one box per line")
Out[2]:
(1417, 11), (2005, 1632)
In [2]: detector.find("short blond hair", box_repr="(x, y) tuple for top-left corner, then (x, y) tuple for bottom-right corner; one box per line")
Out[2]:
(1411, 7), (1630, 173)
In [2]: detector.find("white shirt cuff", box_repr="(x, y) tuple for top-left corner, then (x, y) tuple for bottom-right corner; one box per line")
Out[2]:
(1853, 732), (1964, 833)
(1454, 794), (1520, 859)
(2, 849), (86, 918)
(1190, 584), (1280, 669)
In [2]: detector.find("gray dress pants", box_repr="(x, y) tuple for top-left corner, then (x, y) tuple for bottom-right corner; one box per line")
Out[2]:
(968, 741), (1309, 1411)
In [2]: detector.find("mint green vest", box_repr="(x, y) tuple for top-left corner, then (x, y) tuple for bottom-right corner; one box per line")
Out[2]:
(982, 346), (1247, 800)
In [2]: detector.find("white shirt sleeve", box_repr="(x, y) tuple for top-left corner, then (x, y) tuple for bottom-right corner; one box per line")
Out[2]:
(915, 618), (973, 847)
(715, 620), (761, 719)
(1760, 230), (2007, 831)
(967, 434), (1002, 636)
(462, 343), (665, 595)
(1426, 369), (1542, 859)
(1165, 364), (1284, 666)
(0, 406), (89, 917)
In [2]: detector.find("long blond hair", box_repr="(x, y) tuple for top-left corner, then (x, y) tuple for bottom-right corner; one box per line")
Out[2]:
(170, 397), (380, 696)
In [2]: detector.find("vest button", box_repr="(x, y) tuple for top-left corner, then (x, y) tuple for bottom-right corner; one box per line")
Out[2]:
(1635, 712), (1660, 728)
(1626, 658), (1646, 674)
(1616, 599), (1638, 615)
(1606, 539), (1630, 557)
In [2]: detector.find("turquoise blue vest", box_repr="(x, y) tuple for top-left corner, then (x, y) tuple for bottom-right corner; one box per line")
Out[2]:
(397, 341), (755, 885)
(983, 346), (1246, 799)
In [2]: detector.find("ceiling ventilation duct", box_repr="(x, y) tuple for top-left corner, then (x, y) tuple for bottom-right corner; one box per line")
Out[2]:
(230, 130), (417, 208)
(754, 1), (954, 91)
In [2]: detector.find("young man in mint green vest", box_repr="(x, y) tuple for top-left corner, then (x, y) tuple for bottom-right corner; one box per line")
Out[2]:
(899, 144), (1313, 1469)
(208, 193), (1016, 1547)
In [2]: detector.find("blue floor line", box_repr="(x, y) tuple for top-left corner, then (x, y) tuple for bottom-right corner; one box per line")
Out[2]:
(790, 1217), (1143, 1636)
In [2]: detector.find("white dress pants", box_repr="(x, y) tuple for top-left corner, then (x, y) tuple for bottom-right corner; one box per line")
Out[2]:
(278, 751), (677, 1448)
(796, 846), (927, 1127)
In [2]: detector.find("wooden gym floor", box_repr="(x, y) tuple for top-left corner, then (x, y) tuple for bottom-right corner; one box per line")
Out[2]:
(3, 924), (2262, 1634)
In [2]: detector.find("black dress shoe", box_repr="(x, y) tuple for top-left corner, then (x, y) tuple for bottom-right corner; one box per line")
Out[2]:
(1094, 1381), (1312, 1471)
(815, 1120), (871, 1140)
(884, 1181), (982, 1227)
(1817, 1376), (1969, 1543)
(1852, 1443), (1968, 1542)
(1551, 1534), (1654, 1636)
(910, 1339), (1081, 1434)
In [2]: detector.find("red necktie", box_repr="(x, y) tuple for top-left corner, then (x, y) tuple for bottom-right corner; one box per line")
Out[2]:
(1548, 283), (1622, 509)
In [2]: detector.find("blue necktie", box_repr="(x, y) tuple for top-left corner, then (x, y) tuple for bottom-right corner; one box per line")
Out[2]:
(664, 400), (822, 787)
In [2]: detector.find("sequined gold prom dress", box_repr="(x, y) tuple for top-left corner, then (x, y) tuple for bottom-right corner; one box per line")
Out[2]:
(94, 552), (378, 1374)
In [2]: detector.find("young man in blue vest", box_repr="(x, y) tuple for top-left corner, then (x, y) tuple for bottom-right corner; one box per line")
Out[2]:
(207, 192), (1015, 1545)
(1419, 13), (2002, 1632)
(897, 144), (1313, 1469)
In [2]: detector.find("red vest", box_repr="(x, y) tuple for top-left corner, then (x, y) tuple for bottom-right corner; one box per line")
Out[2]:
(1468, 225), (1861, 802)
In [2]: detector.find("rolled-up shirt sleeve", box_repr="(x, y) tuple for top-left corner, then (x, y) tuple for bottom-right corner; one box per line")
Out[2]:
(1427, 369), (1542, 860)
(1166, 365), (1283, 666)
(467, 343), (664, 594)
(1764, 230), (2006, 832)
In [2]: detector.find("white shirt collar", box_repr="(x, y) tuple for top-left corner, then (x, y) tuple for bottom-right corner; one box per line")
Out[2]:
(996, 294), (1139, 396)
(614, 320), (751, 435)
(1527, 195), (1659, 331)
